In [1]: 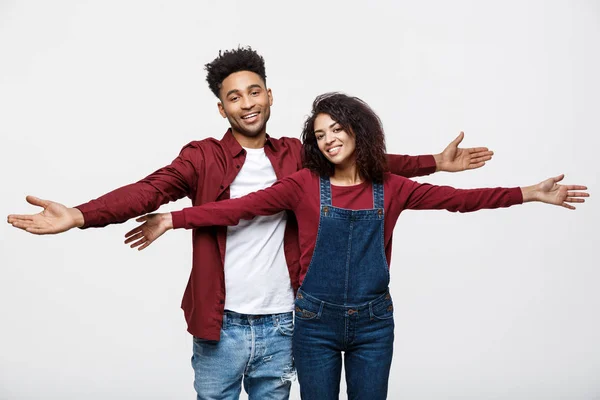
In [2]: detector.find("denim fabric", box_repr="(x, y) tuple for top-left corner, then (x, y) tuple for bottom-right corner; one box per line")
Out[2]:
(191, 311), (295, 400)
(294, 177), (394, 400)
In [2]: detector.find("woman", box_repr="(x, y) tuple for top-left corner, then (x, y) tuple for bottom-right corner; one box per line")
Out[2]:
(125, 93), (588, 399)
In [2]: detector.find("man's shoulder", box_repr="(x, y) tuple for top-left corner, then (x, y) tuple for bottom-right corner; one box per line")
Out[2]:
(269, 135), (302, 148)
(179, 137), (227, 154)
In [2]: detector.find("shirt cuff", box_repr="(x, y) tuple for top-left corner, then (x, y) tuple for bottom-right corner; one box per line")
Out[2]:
(509, 187), (524, 205)
(421, 155), (438, 175)
(171, 211), (186, 229)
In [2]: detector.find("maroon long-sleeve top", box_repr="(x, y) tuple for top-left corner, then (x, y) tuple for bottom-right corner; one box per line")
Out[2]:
(75, 129), (439, 340)
(172, 169), (523, 286)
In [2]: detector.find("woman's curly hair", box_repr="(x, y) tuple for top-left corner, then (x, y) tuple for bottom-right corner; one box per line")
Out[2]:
(301, 92), (388, 182)
(205, 46), (266, 98)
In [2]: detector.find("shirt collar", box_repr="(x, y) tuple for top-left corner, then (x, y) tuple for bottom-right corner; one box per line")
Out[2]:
(220, 128), (279, 157)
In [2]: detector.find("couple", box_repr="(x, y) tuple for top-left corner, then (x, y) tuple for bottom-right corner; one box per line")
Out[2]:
(7, 47), (588, 399)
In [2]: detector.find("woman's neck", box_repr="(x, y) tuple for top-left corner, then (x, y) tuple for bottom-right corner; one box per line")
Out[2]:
(331, 164), (363, 186)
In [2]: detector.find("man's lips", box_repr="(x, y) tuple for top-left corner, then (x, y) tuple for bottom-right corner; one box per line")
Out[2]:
(241, 112), (259, 123)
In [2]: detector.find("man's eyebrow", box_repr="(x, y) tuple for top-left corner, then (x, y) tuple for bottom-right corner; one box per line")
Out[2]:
(225, 84), (262, 98)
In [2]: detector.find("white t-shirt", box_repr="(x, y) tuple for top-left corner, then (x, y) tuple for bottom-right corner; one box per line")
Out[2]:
(223, 146), (294, 314)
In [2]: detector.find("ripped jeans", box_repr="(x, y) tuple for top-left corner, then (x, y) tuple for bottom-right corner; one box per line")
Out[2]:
(192, 311), (295, 400)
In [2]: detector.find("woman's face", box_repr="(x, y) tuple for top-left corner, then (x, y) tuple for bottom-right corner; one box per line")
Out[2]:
(314, 113), (356, 168)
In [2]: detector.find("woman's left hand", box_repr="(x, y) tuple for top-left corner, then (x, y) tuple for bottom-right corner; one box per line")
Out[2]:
(124, 213), (173, 250)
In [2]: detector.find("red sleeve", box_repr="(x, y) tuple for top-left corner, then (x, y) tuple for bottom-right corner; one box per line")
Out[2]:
(397, 178), (523, 212)
(172, 169), (308, 230)
(76, 142), (201, 228)
(386, 154), (437, 178)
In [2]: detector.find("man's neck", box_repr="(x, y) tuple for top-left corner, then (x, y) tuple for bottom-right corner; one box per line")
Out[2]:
(231, 129), (267, 149)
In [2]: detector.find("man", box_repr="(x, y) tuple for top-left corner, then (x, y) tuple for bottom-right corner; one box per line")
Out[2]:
(8, 46), (493, 399)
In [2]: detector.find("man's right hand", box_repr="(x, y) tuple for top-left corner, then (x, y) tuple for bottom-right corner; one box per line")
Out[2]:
(7, 196), (84, 234)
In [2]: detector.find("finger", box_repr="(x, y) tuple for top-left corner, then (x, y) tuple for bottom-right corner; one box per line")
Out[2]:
(566, 191), (589, 197)
(25, 226), (50, 234)
(124, 232), (144, 244)
(135, 216), (148, 223)
(561, 203), (576, 210)
(565, 186), (588, 191)
(553, 174), (565, 183)
(7, 215), (35, 223)
(470, 155), (493, 164)
(130, 237), (147, 249)
(565, 198), (585, 203)
(466, 161), (486, 170)
(138, 241), (152, 251)
(10, 219), (36, 228)
(467, 147), (491, 154)
(451, 131), (465, 147)
(124, 226), (142, 238)
(25, 195), (50, 209)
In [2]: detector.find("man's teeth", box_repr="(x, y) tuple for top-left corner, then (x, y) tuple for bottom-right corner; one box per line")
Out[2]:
(242, 113), (258, 119)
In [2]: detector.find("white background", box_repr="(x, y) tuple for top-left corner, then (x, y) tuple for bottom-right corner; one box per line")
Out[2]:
(1, 1), (598, 399)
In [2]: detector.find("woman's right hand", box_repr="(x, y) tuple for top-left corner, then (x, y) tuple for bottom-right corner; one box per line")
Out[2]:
(124, 213), (173, 250)
(521, 174), (589, 209)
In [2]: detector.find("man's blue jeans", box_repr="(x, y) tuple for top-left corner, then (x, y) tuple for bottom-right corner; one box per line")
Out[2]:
(191, 311), (295, 400)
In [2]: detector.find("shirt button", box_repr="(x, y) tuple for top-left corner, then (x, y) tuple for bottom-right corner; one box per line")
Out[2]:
(236, 165), (240, 169)
(220, 185), (224, 189)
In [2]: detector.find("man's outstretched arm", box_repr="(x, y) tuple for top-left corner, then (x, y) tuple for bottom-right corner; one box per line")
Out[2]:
(387, 131), (494, 177)
(7, 142), (202, 234)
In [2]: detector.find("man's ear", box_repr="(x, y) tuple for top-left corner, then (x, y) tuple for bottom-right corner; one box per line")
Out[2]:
(217, 102), (227, 118)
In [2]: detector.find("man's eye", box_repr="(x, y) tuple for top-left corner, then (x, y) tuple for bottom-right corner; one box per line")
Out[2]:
(251, 91), (259, 96)
(230, 96), (239, 102)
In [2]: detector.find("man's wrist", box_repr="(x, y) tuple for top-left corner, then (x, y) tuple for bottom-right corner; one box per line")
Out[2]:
(68, 208), (85, 228)
(433, 153), (443, 172)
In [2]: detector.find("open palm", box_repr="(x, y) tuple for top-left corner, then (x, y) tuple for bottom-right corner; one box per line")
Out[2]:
(535, 175), (588, 209)
(7, 196), (76, 234)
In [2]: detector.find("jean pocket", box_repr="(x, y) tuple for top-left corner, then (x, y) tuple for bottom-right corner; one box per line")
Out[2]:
(276, 316), (294, 337)
(294, 297), (321, 320)
(370, 298), (394, 320)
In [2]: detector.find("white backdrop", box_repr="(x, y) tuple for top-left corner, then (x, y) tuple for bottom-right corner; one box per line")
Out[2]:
(1, 1), (598, 399)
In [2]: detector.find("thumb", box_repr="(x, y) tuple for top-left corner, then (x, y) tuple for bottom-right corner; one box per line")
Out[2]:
(451, 131), (464, 147)
(136, 215), (148, 222)
(553, 174), (565, 183)
(26, 195), (50, 209)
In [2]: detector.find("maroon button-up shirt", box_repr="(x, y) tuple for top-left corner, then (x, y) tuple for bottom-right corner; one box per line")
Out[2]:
(76, 129), (437, 340)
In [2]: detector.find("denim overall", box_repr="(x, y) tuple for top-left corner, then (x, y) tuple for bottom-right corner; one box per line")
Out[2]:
(293, 177), (395, 400)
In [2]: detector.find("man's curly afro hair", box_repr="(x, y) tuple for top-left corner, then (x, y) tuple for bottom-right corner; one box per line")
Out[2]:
(205, 46), (267, 98)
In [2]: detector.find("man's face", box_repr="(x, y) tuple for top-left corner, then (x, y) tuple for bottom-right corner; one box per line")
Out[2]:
(218, 71), (272, 138)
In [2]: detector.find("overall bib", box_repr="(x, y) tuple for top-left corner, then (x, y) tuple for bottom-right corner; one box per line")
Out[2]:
(293, 177), (395, 400)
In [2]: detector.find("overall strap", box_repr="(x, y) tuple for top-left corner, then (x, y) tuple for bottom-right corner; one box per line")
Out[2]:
(372, 181), (384, 209)
(319, 176), (332, 206)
